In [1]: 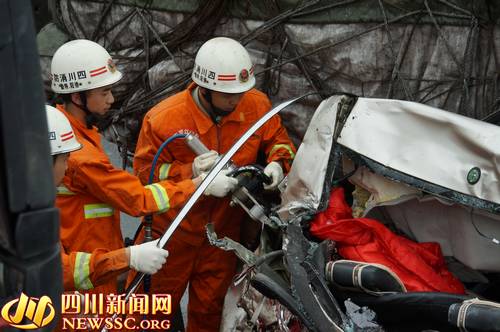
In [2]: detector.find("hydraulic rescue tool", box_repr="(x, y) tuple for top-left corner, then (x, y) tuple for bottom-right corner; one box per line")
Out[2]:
(100, 96), (309, 332)
(185, 133), (275, 227)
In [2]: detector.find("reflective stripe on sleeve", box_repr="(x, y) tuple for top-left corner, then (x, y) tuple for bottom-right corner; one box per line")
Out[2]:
(57, 185), (76, 195)
(269, 144), (295, 160)
(145, 183), (170, 213)
(74, 252), (94, 290)
(83, 204), (114, 219)
(159, 163), (172, 180)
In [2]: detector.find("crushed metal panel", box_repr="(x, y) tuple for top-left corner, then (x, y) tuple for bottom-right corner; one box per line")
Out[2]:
(337, 98), (500, 205)
(278, 95), (341, 222)
(284, 224), (349, 331)
(349, 166), (422, 206)
(343, 147), (500, 213)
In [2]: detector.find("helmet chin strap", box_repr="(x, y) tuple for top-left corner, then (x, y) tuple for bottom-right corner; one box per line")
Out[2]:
(72, 92), (98, 129)
(200, 89), (232, 123)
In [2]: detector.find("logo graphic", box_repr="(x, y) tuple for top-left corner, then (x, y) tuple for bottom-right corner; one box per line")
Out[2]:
(1, 293), (55, 329)
(61, 293), (171, 330)
(239, 68), (249, 83)
(107, 58), (117, 73)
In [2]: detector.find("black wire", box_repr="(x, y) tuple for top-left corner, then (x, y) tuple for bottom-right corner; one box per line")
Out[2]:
(469, 208), (500, 245)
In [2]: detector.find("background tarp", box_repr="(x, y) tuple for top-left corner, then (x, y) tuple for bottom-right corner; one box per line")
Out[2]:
(38, 0), (500, 158)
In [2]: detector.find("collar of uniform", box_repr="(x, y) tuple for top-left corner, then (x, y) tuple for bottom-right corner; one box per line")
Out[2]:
(56, 104), (101, 148)
(187, 83), (247, 135)
(186, 83), (213, 135)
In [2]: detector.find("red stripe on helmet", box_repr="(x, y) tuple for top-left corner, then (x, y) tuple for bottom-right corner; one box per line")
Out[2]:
(217, 74), (236, 81)
(90, 66), (106, 73)
(61, 131), (73, 138)
(90, 69), (107, 77)
(61, 134), (74, 142)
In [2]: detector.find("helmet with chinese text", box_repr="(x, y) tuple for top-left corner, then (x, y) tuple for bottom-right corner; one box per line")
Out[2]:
(46, 105), (82, 155)
(51, 39), (122, 94)
(192, 37), (255, 94)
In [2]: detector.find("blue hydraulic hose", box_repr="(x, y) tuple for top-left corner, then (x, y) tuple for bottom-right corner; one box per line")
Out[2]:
(143, 133), (187, 301)
(130, 133), (189, 245)
(148, 133), (187, 185)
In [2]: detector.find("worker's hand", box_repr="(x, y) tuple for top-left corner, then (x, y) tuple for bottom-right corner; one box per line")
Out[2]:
(192, 150), (218, 177)
(263, 161), (284, 190)
(203, 169), (238, 197)
(129, 239), (168, 274)
(192, 175), (204, 187)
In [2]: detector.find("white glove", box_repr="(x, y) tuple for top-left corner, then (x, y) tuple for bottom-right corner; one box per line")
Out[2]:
(129, 239), (168, 274)
(203, 169), (238, 197)
(263, 161), (284, 190)
(192, 150), (218, 177)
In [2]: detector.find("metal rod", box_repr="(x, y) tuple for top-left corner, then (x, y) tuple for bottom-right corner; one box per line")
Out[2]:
(118, 95), (313, 313)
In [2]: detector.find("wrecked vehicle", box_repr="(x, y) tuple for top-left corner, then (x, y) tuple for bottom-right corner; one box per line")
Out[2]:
(207, 95), (500, 332)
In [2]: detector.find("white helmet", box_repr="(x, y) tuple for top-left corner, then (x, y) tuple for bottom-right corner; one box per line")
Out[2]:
(192, 37), (255, 94)
(46, 105), (82, 155)
(51, 39), (122, 94)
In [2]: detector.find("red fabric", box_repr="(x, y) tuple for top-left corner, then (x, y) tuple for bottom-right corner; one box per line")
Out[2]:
(311, 187), (465, 294)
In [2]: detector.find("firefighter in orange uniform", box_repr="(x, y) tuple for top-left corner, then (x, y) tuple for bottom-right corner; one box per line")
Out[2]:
(132, 37), (296, 331)
(50, 39), (234, 297)
(46, 105), (169, 292)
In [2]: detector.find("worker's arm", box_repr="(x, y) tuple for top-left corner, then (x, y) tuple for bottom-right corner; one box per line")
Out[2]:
(61, 240), (169, 291)
(70, 153), (196, 217)
(133, 114), (194, 184)
(260, 114), (296, 173)
(61, 246), (128, 291)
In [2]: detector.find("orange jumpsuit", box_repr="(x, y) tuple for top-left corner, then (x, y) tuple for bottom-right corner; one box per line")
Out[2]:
(55, 105), (196, 297)
(131, 83), (295, 331)
(61, 247), (128, 291)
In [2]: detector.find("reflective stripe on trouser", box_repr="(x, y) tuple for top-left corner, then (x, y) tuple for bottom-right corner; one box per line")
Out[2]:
(145, 183), (170, 213)
(74, 252), (94, 290)
(269, 143), (295, 159)
(57, 185), (76, 195)
(83, 203), (114, 219)
(159, 163), (172, 180)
